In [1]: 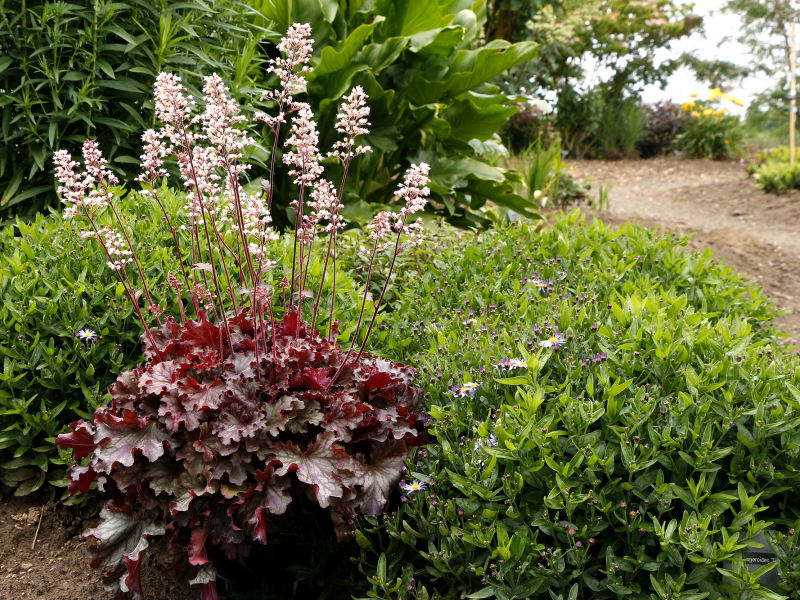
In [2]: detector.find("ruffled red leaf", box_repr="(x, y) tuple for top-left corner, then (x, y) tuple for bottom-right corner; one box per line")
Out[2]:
(55, 420), (96, 460)
(94, 409), (172, 470)
(291, 367), (331, 390)
(122, 555), (143, 596)
(67, 464), (97, 495)
(184, 312), (223, 348)
(83, 506), (165, 575)
(188, 522), (212, 566)
(270, 432), (353, 508)
(352, 441), (409, 516)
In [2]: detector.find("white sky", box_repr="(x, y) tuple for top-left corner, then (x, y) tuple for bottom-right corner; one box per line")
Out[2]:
(586, 0), (783, 114)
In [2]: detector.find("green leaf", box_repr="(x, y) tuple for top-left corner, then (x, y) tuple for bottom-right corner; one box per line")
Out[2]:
(406, 41), (538, 104)
(494, 376), (528, 385)
(380, 0), (445, 37)
(467, 587), (497, 599)
(409, 26), (465, 56)
(311, 18), (385, 79)
(442, 99), (517, 142)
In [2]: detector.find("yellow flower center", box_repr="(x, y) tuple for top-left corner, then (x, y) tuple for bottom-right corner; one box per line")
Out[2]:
(549, 337), (557, 343)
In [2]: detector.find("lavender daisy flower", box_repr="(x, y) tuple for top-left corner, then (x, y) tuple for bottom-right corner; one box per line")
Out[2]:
(531, 278), (551, 293)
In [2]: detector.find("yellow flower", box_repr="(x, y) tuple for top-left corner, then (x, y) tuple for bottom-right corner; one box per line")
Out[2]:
(691, 110), (701, 117)
(690, 93), (698, 98)
(681, 101), (696, 111)
(729, 96), (744, 106)
(703, 108), (715, 116)
(717, 108), (729, 115)
(708, 88), (722, 100)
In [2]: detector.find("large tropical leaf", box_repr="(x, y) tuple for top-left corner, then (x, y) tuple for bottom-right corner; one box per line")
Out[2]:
(405, 41), (539, 104)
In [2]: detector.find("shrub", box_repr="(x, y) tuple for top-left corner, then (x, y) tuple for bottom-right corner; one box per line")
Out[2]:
(0, 195), (183, 498)
(510, 139), (589, 209)
(245, 0), (541, 229)
(678, 91), (745, 160)
(743, 146), (789, 176)
(0, 0), (260, 220)
(753, 161), (800, 194)
(57, 310), (425, 597)
(502, 104), (558, 155)
(555, 86), (604, 159)
(637, 101), (688, 158)
(348, 213), (798, 600)
(597, 98), (646, 159)
(53, 24), (434, 598)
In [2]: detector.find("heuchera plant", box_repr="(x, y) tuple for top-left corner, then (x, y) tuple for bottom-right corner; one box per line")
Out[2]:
(54, 23), (430, 600)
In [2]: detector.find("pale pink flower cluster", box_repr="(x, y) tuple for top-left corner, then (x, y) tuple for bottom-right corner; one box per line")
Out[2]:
(397, 163), (431, 217)
(366, 163), (430, 251)
(54, 141), (118, 219)
(308, 179), (344, 232)
(89, 226), (133, 271)
(330, 86), (372, 162)
(234, 191), (278, 260)
(135, 130), (168, 195)
(154, 73), (196, 147)
(283, 103), (323, 188)
(196, 74), (253, 180)
(257, 23), (313, 130)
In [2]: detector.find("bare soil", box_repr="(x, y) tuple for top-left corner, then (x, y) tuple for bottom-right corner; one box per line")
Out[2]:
(568, 157), (800, 350)
(0, 496), (221, 600)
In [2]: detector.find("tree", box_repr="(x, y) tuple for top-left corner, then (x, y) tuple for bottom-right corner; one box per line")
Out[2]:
(724, 0), (800, 77)
(490, 0), (702, 102)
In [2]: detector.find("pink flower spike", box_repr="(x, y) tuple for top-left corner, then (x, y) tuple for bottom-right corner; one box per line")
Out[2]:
(330, 86), (372, 163)
(397, 163), (431, 217)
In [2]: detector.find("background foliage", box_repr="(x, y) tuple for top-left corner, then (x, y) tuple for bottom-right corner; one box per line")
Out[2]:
(246, 0), (541, 229)
(0, 0), (263, 221)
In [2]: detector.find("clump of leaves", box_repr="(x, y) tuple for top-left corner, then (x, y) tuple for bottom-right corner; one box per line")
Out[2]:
(753, 161), (800, 194)
(637, 101), (688, 158)
(57, 310), (425, 598)
(0, 0), (261, 219)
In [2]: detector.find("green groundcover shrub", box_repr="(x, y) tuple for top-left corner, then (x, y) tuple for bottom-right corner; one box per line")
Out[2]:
(743, 146), (789, 177)
(753, 162), (800, 194)
(0, 191), (368, 498)
(346, 213), (800, 600)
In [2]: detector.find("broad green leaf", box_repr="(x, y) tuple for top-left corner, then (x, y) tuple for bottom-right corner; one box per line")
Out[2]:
(442, 98), (517, 142)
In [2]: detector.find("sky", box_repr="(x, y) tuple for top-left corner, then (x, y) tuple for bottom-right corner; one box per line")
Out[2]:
(588, 0), (782, 114)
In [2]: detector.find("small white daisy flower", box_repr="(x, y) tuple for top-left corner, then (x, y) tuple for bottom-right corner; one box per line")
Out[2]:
(463, 318), (477, 326)
(539, 334), (566, 349)
(402, 481), (427, 494)
(508, 358), (527, 369)
(456, 382), (479, 397)
(76, 329), (98, 342)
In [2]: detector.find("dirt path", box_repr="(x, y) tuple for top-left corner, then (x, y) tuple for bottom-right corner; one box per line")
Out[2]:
(567, 158), (800, 349)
